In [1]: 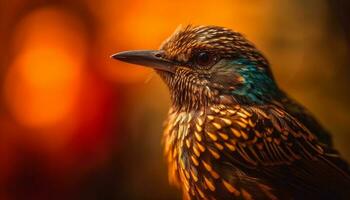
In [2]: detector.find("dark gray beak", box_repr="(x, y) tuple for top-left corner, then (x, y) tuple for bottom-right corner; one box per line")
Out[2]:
(111, 50), (175, 72)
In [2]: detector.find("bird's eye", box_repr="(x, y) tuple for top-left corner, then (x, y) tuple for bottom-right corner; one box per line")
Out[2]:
(194, 51), (217, 68)
(196, 52), (211, 66)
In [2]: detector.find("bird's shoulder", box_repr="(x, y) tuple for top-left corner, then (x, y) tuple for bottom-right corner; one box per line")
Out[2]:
(277, 94), (333, 146)
(201, 103), (323, 168)
(195, 103), (350, 199)
(162, 104), (350, 199)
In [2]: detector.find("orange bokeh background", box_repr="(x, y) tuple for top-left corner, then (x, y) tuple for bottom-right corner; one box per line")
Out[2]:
(0, 0), (350, 199)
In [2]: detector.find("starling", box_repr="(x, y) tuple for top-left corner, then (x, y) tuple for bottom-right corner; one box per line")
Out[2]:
(112, 25), (350, 200)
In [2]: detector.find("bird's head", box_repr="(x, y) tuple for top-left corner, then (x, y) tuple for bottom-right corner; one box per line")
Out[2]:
(112, 25), (281, 111)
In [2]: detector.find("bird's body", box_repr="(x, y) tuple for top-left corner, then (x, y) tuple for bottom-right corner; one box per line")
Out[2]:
(112, 25), (350, 199)
(163, 100), (349, 200)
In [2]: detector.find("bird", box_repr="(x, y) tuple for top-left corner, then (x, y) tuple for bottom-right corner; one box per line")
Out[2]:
(112, 25), (350, 200)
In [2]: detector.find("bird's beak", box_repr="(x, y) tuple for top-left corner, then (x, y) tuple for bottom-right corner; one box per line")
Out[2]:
(111, 50), (175, 73)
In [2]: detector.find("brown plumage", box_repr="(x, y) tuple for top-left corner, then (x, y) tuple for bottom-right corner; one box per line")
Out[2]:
(163, 103), (349, 199)
(112, 25), (350, 199)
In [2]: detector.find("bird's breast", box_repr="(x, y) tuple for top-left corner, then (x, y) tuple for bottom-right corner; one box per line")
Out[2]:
(162, 104), (253, 199)
(162, 109), (205, 189)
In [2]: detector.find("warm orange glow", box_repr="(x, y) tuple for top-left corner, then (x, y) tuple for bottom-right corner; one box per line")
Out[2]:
(4, 7), (87, 129)
(0, 1), (349, 200)
(5, 49), (80, 127)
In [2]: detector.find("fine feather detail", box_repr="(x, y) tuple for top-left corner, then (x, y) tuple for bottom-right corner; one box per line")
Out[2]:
(163, 104), (350, 199)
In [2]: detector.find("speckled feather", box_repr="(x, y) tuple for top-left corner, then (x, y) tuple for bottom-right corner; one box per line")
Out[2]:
(156, 25), (350, 199)
(163, 103), (350, 199)
(160, 25), (269, 67)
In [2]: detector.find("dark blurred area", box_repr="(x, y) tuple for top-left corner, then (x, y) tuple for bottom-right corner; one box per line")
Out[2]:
(0, 0), (350, 199)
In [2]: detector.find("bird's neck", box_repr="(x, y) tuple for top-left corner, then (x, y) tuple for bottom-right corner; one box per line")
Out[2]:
(230, 60), (282, 105)
(157, 62), (282, 111)
(158, 70), (216, 112)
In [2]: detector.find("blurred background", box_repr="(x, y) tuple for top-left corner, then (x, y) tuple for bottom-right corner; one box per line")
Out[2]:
(0, 0), (350, 199)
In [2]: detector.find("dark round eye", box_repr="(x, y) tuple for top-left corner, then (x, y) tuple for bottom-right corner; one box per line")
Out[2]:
(195, 52), (212, 67)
